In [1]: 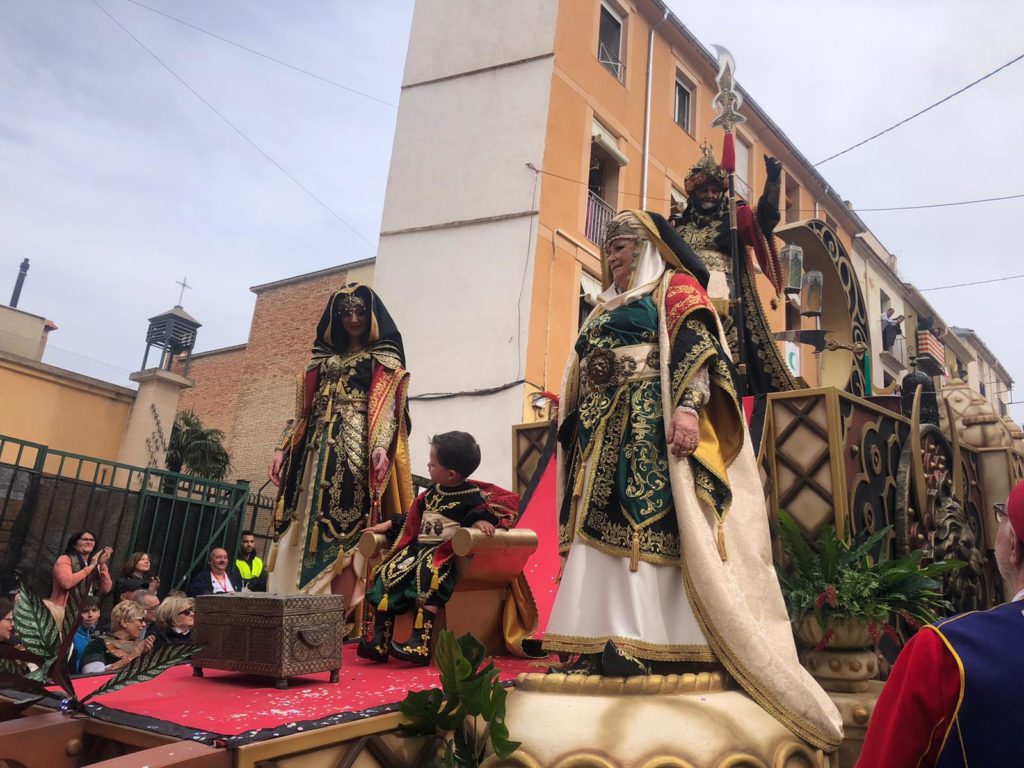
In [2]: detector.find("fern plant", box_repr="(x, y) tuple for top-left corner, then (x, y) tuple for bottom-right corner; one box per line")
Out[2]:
(775, 510), (963, 649)
(398, 630), (520, 767)
(0, 575), (197, 717)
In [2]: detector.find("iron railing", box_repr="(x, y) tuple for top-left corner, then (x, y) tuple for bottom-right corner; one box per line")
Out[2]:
(586, 190), (615, 245)
(0, 434), (251, 600)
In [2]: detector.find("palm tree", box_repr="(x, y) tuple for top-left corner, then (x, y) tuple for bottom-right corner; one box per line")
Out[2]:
(165, 411), (231, 480)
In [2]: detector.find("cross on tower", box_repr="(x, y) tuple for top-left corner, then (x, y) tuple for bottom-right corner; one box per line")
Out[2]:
(176, 276), (192, 305)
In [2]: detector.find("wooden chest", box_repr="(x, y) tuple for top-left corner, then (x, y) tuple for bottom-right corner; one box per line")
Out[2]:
(191, 593), (345, 689)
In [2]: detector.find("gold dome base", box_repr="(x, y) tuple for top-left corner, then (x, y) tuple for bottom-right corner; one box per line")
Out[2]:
(483, 672), (833, 768)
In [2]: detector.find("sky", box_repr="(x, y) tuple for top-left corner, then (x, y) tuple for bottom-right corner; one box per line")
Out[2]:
(1, 0), (1021, 418)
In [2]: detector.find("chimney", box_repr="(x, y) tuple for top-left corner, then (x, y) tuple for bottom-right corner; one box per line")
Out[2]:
(10, 258), (29, 308)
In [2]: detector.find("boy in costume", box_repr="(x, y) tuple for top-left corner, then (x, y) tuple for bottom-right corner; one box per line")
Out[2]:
(357, 431), (516, 665)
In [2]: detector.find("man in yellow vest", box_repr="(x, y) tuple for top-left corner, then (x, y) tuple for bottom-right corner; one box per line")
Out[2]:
(235, 531), (267, 592)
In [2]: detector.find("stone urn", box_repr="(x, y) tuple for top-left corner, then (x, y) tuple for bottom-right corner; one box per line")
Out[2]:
(796, 616), (882, 767)
(796, 616), (878, 692)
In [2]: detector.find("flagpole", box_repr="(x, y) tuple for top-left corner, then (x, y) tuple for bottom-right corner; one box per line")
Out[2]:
(711, 46), (749, 397)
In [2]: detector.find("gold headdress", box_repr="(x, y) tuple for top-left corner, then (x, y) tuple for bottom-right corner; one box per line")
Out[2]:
(683, 140), (728, 196)
(339, 293), (368, 314)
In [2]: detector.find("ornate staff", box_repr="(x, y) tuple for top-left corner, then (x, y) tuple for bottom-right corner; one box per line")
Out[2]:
(711, 45), (748, 396)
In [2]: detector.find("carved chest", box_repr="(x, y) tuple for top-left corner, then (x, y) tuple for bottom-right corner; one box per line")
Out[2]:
(191, 593), (345, 689)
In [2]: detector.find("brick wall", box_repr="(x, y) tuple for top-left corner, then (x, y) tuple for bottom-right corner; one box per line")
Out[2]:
(226, 270), (348, 490)
(177, 345), (247, 447)
(176, 266), (378, 495)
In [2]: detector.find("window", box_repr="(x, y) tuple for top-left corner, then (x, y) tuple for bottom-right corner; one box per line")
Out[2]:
(784, 173), (800, 224)
(598, 4), (625, 82)
(670, 187), (686, 221)
(674, 75), (693, 133)
(734, 135), (752, 201)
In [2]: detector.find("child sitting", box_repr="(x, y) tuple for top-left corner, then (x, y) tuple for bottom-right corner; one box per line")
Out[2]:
(72, 595), (103, 673)
(357, 431), (516, 665)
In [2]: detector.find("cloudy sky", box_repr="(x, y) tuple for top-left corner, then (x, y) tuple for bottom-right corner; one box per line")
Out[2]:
(2, 0), (1021, 418)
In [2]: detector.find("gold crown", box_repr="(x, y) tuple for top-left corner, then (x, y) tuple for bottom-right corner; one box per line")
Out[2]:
(683, 140), (728, 196)
(339, 293), (367, 313)
(603, 217), (645, 248)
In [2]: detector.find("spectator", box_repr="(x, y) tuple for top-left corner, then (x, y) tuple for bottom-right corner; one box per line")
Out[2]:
(858, 479), (1024, 766)
(114, 552), (160, 601)
(187, 548), (241, 597)
(235, 531), (267, 592)
(79, 601), (154, 674)
(880, 308), (904, 352)
(0, 596), (28, 675)
(0, 597), (14, 644)
(50, 531), (112, 608)
(71, 595), (103, 673)
(150, 594), (195, 650)
(129, 589), (160, 637)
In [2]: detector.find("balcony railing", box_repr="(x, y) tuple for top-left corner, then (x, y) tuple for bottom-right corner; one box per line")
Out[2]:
(880, 334), (909, 370)
(586, 190), (615, 245)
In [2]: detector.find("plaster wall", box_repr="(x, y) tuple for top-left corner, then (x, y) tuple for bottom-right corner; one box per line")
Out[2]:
(0, 352), (133, 461)
(374, 219), (536, 486)
(0, 305), (49, 361)
(117, 369), (192, 469)
(402, 0), (557, 85)
(381, 56), (554, 233)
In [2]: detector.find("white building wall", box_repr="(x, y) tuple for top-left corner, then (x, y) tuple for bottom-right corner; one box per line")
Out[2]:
(373, 0), (557, 486)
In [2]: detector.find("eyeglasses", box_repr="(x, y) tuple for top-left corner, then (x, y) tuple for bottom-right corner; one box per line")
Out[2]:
(995, 503), (1008, 523)
(178, 607), (195, 617)
(0, 615), (13, 623)
(78, 538), (95, 543)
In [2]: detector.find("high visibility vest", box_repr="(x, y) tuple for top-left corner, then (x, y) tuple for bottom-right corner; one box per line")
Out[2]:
(236, 556), (264, 581)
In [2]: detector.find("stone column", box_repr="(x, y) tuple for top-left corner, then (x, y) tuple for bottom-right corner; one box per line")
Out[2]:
(116, 368), (193, 470)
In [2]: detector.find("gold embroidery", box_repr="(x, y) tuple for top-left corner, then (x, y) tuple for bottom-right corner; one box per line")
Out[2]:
(542, 632), (716, 663)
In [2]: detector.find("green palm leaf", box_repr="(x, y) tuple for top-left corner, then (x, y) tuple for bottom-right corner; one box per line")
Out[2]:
(81, 643), (200, 704)
(13, 589), (59, 660)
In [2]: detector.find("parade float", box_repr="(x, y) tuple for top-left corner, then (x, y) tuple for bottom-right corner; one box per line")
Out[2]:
(1, 40), (1020, 768)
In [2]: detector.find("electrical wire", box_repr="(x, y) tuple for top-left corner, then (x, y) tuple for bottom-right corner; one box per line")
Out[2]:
(90, 0), (376, 250)
(119, 0), (397, 108)
(409, 379), (541, 401)
(919, 273), (1024, 292)
(815, 52), (1024, 166)
(534, 166), (1024, 213)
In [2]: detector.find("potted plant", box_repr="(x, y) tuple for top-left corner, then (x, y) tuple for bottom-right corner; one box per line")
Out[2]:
(775, 510), (962, 655)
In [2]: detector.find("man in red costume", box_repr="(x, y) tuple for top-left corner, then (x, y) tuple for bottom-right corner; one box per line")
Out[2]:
(858, 479), (1024, 766)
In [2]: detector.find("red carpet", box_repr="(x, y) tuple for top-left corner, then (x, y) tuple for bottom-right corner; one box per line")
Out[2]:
(520, 459), (558, 635)
(65, 644), (541, 743)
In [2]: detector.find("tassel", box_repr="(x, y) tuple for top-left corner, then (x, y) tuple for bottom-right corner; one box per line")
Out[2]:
(414, 608), (424, 629)
(377, 594), (388, 612)
(572, 468), (585, 499)
(309, 524), (319, 555)
(429, 569), (440, 592)
(721, 131), (736, 174)
(717, 519), (728, 561)
(630, 530), (640, 573)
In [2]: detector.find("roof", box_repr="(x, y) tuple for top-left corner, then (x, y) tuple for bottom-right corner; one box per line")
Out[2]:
(148, 304), (200, 326)
(951, 326), (1014, 385)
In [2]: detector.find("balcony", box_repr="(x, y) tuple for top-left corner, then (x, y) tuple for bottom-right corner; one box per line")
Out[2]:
(586, 190), (615, 245)
(880, 334), (909, 372)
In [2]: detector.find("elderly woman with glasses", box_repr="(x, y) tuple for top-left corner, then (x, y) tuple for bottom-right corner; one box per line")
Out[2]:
(51, 530), (113, 608)
(150, 594), (195, 650)
(79, 600), (154, 674)
(541, 209), (842, 751)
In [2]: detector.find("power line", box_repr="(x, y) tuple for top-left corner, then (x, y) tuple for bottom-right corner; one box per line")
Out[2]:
(919, 273), (1024, 292)
(815, 52), (1024, 166)
(91, 0), (376, 250)
(119, 0), (397, 108)
(534, 166), (1024, 213)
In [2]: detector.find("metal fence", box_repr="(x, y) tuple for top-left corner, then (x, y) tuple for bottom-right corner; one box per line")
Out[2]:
(0, 435), (253, 601)
(586, 189), (614, 245)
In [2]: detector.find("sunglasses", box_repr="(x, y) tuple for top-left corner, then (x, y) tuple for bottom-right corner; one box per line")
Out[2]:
(178, 607), (195, 617)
